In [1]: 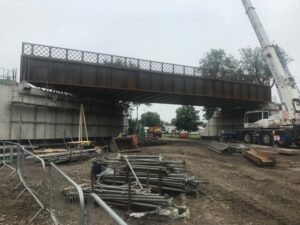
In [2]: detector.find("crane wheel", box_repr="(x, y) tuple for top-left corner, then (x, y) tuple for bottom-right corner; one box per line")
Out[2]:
(261, 133), (272, 146)
(243, 133), (251, 144)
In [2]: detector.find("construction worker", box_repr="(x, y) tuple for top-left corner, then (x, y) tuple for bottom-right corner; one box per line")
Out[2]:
(90, 160), (106, 191)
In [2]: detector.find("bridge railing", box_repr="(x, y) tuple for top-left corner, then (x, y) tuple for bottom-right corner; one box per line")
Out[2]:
(22, 42), (201, 76)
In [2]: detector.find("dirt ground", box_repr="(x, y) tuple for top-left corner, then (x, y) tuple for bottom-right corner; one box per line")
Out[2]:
(1, 139), (300, 225)
(0, 169), (51, 225)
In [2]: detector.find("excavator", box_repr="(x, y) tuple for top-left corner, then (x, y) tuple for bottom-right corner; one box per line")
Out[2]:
(238, 0), (300, 147)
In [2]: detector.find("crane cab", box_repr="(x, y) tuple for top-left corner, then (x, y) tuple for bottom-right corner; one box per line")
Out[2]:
(244, 111), (270, 128)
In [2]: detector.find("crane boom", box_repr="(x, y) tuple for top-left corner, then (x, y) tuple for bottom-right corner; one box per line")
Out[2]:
(241, 0), (300, 115)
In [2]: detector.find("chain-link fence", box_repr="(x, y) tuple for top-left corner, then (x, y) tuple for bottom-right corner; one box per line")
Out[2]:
(86, 193), (127, 225)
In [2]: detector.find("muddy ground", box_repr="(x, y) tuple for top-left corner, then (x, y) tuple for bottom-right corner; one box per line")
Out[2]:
(1, 139), (300, 225)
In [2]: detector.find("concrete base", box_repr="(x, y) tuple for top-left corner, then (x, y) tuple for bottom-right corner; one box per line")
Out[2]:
(202, 103), (280, 139)
(202, 108), (245, 138)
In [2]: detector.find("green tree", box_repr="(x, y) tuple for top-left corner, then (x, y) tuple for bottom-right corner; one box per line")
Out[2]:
(171, 118), (177, 126)
(163, 121), (171, 126)
(199, 49), (239, 119)
(128, 117), (139, 134)
(239, 47), (272, 85)
(128, 102), (152, 120)
(199, 49), (241, 80)
(239, 46), (292, 85)
(203, 106), (218, 121)
(140, 111), (161, 127)
(175, 106), (200, 132)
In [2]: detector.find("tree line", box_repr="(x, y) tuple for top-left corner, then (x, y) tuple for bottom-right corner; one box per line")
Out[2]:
(200, 46), (292, 120)
(129, 106), (202, 133)
(199, 47), (273, 85)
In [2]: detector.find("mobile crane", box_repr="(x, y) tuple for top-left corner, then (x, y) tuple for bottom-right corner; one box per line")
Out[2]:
(238, 0), (300, 146)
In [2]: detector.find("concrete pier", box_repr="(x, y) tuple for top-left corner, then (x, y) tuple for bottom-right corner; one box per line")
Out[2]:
(0, 82), (127, 143)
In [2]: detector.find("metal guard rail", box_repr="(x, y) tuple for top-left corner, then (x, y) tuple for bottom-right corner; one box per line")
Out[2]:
(22, 42), (200, 76)
(4, 141), (46, 169)
(4, 142), (47, 223)
(50, 162), (86, 224)
(90, 193), (128, 225)
(2, 141), (126, 224)
(0, 141), (16, 173)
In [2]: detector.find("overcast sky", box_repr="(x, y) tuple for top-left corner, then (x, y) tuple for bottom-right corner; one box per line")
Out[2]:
(1, 0), (299, 122)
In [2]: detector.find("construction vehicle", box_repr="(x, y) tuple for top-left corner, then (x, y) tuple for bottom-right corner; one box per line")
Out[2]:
(236, 0), (300, 146)
(147, 126), (162, 138)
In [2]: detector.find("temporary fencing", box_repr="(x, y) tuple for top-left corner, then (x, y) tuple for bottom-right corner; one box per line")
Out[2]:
(2, 141), (127, 225)
(87, 193), (127, 225)
(49, 162), (86, 225)
(0, 141), (17, 174)
(14, 143), (48, 223)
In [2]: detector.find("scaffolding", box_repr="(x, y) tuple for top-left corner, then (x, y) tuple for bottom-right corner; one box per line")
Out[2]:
(0, 67), (17, 85)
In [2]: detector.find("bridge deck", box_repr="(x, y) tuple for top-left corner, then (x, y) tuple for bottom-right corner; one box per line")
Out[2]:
(20, 43), (271, 107)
